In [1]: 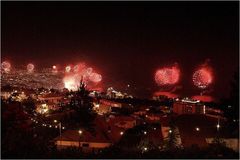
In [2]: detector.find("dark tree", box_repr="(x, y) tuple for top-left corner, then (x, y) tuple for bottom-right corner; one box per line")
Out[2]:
(70, 77), (93, 110)
(221, 70), (239, 121)
(69, 77), (96, 128)
(22, 97), (36, 115)
(163, 119), (179, 151)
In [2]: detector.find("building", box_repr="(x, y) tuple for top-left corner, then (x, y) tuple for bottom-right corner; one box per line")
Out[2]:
(145, 113), (161, 121)
(173, 98), (204, 115)
(38, 93), (64, 104)
(54, 129), (112, 153)
(99, 99), (122, 108)
(93, 102), (111, 115)
(107, 115), (137, 129)
(93, 115), (137, 143)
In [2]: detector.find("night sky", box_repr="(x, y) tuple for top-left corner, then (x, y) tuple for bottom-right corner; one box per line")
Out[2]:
(2, 2), (239, 99)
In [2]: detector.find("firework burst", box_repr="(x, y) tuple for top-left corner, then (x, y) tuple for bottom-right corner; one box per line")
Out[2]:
(155, 64), (180, 86)
(193, 67), (213, 89)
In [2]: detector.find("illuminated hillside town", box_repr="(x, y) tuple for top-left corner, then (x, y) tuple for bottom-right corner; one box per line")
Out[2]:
(1, 1), (239, 159)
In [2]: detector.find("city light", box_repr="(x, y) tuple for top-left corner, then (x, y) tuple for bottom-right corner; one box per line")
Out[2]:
(120, 131), (124, 135)
(195, 127), (200, 131)
(78, 130), (82, 135)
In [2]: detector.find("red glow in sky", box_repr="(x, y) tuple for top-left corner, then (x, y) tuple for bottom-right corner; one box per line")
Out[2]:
(155, 65), (180, 86)
(153, 91), (178, 98)
(192, 95), (215, 102)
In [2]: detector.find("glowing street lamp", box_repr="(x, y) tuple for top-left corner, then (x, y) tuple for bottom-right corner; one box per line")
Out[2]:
(78, 130), (82, 135)
(78, 130), (83, 148)
(216, 124), (220, 131)
(195, 127), (200, 131)
(217, 117), (220, 131)
(120, 131), (124, 135)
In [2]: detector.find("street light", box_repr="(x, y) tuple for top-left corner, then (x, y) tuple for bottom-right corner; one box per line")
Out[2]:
(78, 130), (82, 135)
(54, 120), (62, 146)
(78, 130), (83, 148)
(216, 124), (220, 131)
(217, 117), (220, 131)
(169, 129), (172, 133)
(120, 131), (124, 135)
(195, 127), (200, 131)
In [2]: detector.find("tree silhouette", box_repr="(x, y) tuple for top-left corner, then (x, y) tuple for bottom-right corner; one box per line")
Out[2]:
(163, 119), (179, 151)
(69, 77), (96, 127)
(221, 70), (239, 121)
(138, 137), (157, 153)
(22, 97), (36, 115)
(70, 77), (93, 110)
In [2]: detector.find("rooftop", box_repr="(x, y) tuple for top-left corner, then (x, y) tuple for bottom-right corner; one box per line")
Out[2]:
(54, 129), (111, 144)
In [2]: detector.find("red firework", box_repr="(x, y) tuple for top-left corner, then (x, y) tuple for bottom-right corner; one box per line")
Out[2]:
(89, 72), (102, 83)
(63, 62), (102, 90)
(1, 61), (11, 72)
(65, 65), (71, 73)
(192, 67), (213, 89)
(155, 66), (180, 86)
(27, 63), (34, 72)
